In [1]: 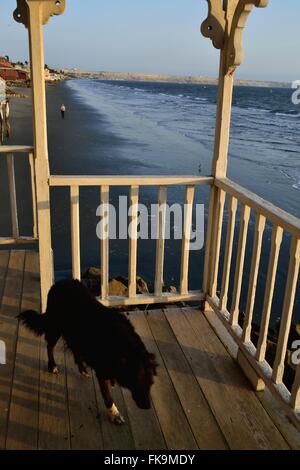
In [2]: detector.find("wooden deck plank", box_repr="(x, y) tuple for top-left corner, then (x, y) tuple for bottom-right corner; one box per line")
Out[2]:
(257, 388), (300, 450)
(93, 373), (136, 450)
(38, 340), (70, 449)
(128, 310), (198, 450)
(0, 251), (297, 450)
(6, 251), (40, 450)
(122, 386), (167, 451)
(147, 309), (228, 450)
(0, 251), (10, 303)
(65, 352), (103, 450)
(0, 250), (25, 450)
(165, 307), (289, 450)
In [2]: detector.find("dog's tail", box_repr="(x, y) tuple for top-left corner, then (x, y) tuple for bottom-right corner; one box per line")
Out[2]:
(17, 310), (47, 336)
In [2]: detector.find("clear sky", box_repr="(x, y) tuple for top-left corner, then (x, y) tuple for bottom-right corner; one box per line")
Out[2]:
(0, 0), (299, 82)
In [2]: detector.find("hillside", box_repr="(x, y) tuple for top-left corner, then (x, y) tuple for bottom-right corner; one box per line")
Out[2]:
(61, 69), (289, 89)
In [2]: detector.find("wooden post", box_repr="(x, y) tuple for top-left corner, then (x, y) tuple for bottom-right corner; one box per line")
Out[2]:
(100, 186), (110, 302)
(28, 151), (38, 239)
(256, 226), (283, 362)
(211, 52), (235, 179)
(219, 195), (238, 310)
(27, 1), (53, 311)
(291, 364), (300, 411)
(202, 3), (236, 301)
(128, 185), (139, 298)
(14, 0), (66, 310)
(242, 213), (266, 343)
(70, 186), (81, 280)
(154, 186), (167, 296)
(230, 204), (251, 326)
(6, 154), (19, 239)
(201, 0), (269, 304)
(180, 185), (195, 295)
(272, 238), (300, 384)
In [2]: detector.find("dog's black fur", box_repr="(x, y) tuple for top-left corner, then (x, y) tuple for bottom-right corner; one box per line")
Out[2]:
(18, 279), (157, 420)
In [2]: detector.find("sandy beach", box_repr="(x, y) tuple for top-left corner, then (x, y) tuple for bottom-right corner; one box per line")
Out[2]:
(1, 83), (206, 288)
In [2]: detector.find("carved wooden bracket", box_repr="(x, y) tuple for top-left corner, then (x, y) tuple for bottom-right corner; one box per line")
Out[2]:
(14, 0), (66, 27)
(201, 0), (226, 49)
(201, 0), (269, 74)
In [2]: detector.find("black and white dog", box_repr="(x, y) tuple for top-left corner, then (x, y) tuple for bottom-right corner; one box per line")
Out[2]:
(18, 279), (157, 424)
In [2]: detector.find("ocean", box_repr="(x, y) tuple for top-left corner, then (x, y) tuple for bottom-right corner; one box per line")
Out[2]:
(2, 79), (300, 327)
(67, 79), (300, 198)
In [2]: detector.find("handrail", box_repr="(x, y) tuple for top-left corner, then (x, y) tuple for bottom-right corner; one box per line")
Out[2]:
(0, 236), (38, 245)
(215, 177), (300, 238)
(49, 175), (214, 187)
(0, 145), (34, 154)
(101, 291), (204, 308)
(205, 178), (300, 430)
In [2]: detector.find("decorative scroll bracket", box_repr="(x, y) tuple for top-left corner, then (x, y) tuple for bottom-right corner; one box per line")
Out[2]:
(201, 0), (269, 74)
(13, 0), (66, 28)
(201, 0), (226, 49)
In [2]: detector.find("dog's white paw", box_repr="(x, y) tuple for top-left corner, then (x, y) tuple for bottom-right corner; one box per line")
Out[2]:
(108, 404), (125, 425)
(80, 371), (91, 379)
(49, 366), (59, 375)
(110, 413), (125, 425)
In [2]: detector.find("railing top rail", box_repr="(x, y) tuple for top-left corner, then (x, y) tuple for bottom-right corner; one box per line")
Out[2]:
(49, 175), (214, 187)
(216, 177), (300, 239)
(0, 145), (34, 154)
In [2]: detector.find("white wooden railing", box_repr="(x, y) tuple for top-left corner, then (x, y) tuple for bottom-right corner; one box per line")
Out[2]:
(0, 146), (38, 245)
(49, 175), (213, 307)
(3, 152), (299, 426)
(205, 177), (300, 429)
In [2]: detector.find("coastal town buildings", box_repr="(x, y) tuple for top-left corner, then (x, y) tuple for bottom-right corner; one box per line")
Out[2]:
(0, 57), (65, 84)
(0, 57), (28, 82)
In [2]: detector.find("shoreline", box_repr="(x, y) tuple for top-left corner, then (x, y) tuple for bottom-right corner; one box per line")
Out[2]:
(3, 70), (290, 92)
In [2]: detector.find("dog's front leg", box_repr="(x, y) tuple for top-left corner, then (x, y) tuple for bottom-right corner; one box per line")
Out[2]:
(47, 345), (59, 375)
(96, 374), (125, 425)
(45, 330), (61, 374)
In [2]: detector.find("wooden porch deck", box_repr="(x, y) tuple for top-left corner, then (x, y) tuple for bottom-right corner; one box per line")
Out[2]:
(0, 250), (299, 450)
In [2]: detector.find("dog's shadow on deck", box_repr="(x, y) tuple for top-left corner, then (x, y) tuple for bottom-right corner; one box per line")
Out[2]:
(139, 336), (252, 391)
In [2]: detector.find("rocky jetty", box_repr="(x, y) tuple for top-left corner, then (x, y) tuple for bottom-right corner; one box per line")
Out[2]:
(82, 266), (180, 309)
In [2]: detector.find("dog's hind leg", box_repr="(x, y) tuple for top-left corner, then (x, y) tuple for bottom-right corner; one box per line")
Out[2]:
(73, 353), (90, 378)
(45, 331), (61, 374)
(96, 374), (125, 425)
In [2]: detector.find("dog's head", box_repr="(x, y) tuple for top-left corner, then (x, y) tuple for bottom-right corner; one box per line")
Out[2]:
(118, 352), (158, 410)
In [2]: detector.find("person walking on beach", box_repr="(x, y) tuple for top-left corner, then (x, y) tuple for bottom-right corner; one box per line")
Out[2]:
(60, 103), (66, 119)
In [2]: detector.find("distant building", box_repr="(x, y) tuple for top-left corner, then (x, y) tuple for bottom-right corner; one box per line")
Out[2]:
(0, 57), (28, 81)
